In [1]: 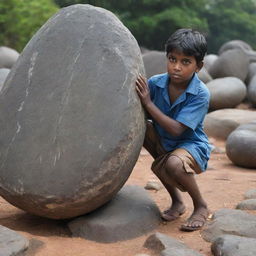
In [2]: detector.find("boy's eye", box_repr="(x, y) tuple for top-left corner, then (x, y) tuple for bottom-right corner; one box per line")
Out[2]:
(182, 59), (191, 65)
(168, 56), (176, 62)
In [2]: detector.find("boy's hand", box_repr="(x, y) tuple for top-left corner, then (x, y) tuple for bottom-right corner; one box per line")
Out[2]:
(135, 74), (152, 107)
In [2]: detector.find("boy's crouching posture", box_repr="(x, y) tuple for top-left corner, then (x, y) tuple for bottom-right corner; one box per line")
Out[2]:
(135, 28), (211, 231)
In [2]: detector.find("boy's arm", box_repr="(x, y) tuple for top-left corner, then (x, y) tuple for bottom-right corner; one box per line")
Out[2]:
(135, 74), (187, 137)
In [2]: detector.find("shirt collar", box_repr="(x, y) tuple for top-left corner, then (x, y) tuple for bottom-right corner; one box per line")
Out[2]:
(154, 72), (201, 95)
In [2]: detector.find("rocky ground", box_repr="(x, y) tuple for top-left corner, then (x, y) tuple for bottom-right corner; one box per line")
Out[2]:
(1, 139), (256, 256)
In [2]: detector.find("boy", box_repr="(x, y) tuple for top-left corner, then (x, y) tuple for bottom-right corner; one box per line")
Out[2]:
(135, 28), (211, 231)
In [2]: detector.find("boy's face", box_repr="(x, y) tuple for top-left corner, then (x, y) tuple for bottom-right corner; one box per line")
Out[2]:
(167, 49), (203, 87)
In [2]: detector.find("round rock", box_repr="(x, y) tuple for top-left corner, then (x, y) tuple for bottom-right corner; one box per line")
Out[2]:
(0, 5), (146, 219)
(206, 77), (246, 110)
(245, 62), (256, 85)
(204, 109), (256, 140)
(208, 49), (249, 81)
(218, 40), (253, 55)
(0, 68), (10, 92)
(247, 75), (256, 106)
(204, 54), (218, 71)
(0, 46), (19, 69)
(226, 121), (256, 168)
(198, 66), (212, 84)
(142, 50), (166, 79)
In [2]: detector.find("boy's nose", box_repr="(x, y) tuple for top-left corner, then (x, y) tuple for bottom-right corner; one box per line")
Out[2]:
(173, 62), (181, 71)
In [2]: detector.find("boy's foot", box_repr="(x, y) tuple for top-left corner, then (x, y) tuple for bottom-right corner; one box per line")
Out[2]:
(180, 207), (209, 232)
(161, 204), (186, 221)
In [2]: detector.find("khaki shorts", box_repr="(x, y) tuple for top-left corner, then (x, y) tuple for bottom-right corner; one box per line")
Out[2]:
(144, 121), (202, 191)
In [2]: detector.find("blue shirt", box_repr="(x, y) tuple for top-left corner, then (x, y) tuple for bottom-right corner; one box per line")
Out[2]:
(148, 72), (211, 171)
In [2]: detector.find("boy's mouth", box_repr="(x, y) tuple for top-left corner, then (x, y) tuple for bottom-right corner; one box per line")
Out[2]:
(171, 74), (182, 79)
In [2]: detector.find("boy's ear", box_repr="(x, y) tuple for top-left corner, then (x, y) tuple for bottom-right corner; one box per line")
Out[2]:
(196, 61), (204, 73)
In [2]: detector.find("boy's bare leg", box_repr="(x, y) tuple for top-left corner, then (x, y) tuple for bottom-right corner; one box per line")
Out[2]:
(158, 177), (186, 221)
(165, 156), (209, 231)
(142, 122), (186, 220)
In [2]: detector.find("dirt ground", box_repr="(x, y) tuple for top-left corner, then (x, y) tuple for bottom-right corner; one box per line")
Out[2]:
(1, 138), (256, 256)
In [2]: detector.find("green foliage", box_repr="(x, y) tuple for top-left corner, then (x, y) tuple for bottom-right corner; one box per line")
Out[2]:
(1, 0), (256, 53)
(0, 0), (58, 52)
(204, 0), (256, 53)
(69, 0), (209, 51)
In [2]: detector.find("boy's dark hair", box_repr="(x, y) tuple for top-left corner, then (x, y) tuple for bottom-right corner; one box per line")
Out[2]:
(165, 28), (207, 63)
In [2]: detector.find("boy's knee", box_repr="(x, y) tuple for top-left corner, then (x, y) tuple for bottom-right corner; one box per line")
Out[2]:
(165, 155), (185, 177)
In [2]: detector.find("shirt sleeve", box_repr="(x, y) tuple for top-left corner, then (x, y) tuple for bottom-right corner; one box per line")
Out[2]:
(175, 94), (209, 131)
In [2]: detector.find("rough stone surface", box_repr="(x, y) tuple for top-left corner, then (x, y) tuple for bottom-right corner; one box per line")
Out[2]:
(208, 49), (249, 81)
(68, 185), (160, 242)
(0, 225), (29, 256)
(244, 189), (256, 199)
(204, 109), (256, 140)
(201, 208), (256, 242)
(247, 74), (256, 106)
(142, 50), (166, 78)
(144, 232), (203, 256)
(226, 121), (256, 168)
(0, 68), (10, 92)
(0, 46), (19, 69)
(206, 77), (246, 110)
(0, 5), (145, 219)
(236, 199), (256, 210)
(218, 40), (253, 55)
(211, 235), (256, 256)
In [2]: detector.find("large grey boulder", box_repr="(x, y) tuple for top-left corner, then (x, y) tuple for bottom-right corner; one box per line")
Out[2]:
(0, 68), (10, 92)
(68, 185), (160, 242)
(247, 74), (256, 106)
(206, 77), (246, 110)
(0, 5), (145, 219)
(226, 121), (256, 168)
(208, 49), (249, 81)
(211, 235), (256, 256)
(0, 46), (19, 69)
(218, 40), (253, 55)
(143, 50), (166, 78)
(0, 225), (29, 256)
(204, 109), (256, 140)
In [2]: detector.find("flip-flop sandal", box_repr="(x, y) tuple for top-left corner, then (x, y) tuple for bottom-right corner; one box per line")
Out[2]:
(180, 212), (209, 232)
(161, 208), (186, 221)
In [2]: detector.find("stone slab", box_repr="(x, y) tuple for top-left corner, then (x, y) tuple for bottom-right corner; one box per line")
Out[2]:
(68, 185), (160, 242)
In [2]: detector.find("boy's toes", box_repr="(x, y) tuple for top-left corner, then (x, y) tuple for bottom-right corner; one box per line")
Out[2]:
(180, 209), (209, 232)
(161, 206), (186, 221)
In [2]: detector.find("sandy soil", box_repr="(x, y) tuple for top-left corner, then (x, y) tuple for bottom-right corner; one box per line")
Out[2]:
(1, 139), (256, 256)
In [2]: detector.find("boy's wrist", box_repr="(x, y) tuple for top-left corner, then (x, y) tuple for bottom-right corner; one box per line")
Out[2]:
(144, 101), (154, 109)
